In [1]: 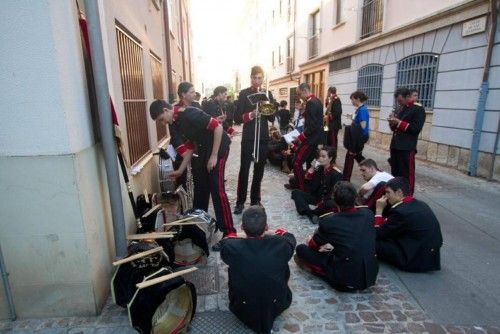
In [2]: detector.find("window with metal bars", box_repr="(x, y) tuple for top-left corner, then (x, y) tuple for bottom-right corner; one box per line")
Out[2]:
(150, 52), (168, 142)
(116, 25), (150, 165)
(396, 53), (439, 109)
(357, 64), (383, 107)
(361, 0), (383, 39)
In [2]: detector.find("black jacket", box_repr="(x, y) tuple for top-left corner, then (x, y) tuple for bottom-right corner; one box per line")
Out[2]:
(277, 108), (291, 128)
(203, 99), (232, 133)
(235, 87), (275, 144)
(390, 102), (426, 151)
(312, 208), (378, 290)
(343, 123), (366, 153)
(221, 232), (296, 333)
(305, 166), (342, 203)
(376, 197), (443, 272)
(298, 95), (324, 146)
(170, 106), (230, 161)
(327, 96), (342, 131)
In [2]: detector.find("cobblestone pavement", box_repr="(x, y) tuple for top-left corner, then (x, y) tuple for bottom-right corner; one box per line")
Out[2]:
(1, 126), (499, 333)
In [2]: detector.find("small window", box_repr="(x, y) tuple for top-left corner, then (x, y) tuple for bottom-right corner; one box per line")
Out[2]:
(329, 56), (351, 72)
(396, 53), (439, 109)
(335, 0), (345, 24)
(357, 64), (383, 107)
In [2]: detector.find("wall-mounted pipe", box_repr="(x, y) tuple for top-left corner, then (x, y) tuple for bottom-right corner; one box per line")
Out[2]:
(83, 0), (127, 257)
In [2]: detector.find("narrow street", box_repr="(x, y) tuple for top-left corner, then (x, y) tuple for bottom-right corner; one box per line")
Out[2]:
(2, 126), (499, 333)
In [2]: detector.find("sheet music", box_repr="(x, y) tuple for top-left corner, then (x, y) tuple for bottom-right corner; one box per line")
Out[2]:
(283, 129), (300, 144)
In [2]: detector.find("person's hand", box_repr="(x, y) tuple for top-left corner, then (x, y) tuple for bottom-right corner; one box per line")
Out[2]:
(250, 110), (260, 119)
(207, 154), (217, 172)
(305, 235), (312, 244)
(169, 169), (183, 179)
(319, 243), (334, 253)
(323, 115), (329, 122)
(345, 113), (352, 120)
(217, 115), (227, 122)
(229, 130), (239, 138)
(376, 195), (388, 211)
(388, 113), (399, 125)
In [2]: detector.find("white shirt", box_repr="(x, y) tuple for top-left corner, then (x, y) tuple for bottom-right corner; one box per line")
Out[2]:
(363, 171), (394, 199)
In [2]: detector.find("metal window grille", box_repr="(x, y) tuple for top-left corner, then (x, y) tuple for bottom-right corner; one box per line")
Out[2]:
(329, 57), (351, 72)
(150, 52), (167, 141)
(396, 53), (439, 109)
(361, 0), (383, 39)
(357, 64), (383, 107)
(116, 26), (150, 165)
(335, 0), (343, 24)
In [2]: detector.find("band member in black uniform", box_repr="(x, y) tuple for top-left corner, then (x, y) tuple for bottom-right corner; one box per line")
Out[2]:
(192, 92), (202, 108)
(204, 86), (235, 136)
(292, 83), (324, 191)
(224, 95), (236, 128)
(149, 98), (236, 242)
(276, 100), (291, 135)
(291, 146), (342, 224)
(295, 181), (378, 291)
(388, 88), (426, 195)
(375, 177), (443, 272)
(324, 87), (342, 151)
(221, 206), (296, 333)
(233, 66), (275, 214)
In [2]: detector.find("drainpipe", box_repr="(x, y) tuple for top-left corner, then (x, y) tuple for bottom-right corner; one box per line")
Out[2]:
(468, 0), (498, 176)
(163, 1), (175, 103)
(83, 0), (127, 258)
(0, 244), (16, 320)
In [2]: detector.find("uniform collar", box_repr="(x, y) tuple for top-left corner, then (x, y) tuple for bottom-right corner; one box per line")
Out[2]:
(405, 99), (415, 107)
(391, 195), (413, 208)
(339, 207), (356, 213)
(307, 94), (315, 101)
(250, 85), (259, 92)
(173, 105), (185, 121)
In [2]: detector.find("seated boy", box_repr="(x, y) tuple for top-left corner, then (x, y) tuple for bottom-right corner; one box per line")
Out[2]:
(375, 177), (443, 272)
(295, 182), (379, 291)
(221, 206), (296, 334)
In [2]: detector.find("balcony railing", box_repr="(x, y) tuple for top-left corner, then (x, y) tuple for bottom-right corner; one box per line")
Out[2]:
(308, 34), (318, 59)
(286, 56), (294, 73)
(361, 0), (383, 39)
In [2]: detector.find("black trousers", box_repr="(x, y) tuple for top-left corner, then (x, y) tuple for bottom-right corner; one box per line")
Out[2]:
(192, 150), (236, 235)
(390, 149), (416, 195)
(342, 150), (365, 181)
(295, 244), (329, 276)
(327, 129), (339, 152)
(291, 190), (334, 217)
(292, 143), (317, 191)
(236, 141), (268, 205)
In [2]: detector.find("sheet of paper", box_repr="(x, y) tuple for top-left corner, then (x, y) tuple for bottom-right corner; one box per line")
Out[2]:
(283, 129), (300, 144)
(166, 144), (177, 162)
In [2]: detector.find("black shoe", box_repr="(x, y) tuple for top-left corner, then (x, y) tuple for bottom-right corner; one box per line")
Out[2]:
(307, 214), (319, 225)
(212, 240), (223, 252)
(250, 201), (262, 207)
(233, 203), (244, 214)
(284, 183), (296, 190)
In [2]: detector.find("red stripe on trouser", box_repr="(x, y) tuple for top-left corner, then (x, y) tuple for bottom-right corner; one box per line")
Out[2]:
(408, 150), (415, 195)
(301, 260), (326, 276)
(218, 152), (235, 234)
(343, 154), (354, 181)
(293, 144), (309, 191)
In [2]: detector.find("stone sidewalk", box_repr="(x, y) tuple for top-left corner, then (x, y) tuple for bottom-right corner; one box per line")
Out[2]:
(1, 126), (499, 333)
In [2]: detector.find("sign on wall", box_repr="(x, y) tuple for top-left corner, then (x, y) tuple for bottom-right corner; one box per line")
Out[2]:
(279, 88), (288, 96)
(462, 16), (487, 37)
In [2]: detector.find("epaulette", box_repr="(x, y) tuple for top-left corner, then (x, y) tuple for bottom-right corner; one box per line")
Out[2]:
(414, 102), (422, 107)
(320, 212), (334, 219)
(355, 205), (369, 209)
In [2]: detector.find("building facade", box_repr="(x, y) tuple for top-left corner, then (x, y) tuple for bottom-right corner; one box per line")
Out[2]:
(264, 0), (499, 180)
(0, 0), (193, 319)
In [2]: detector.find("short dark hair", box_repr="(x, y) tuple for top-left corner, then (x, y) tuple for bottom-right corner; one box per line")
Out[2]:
(386, 177), (410, 196)
(177, 82), (194, 98)
(242, 206), (267, 237)
(149, 99), (171, 120)
(394, 87), (411, 98)
(298, 82), (311, 92)
(409, 88), (418, 95)
(328, 86), (337, 94)
(251, 65), (264, 77)
(213, 86), (227, 97)
(333, 182), (357, 209)
(350, 90), (368, 102)
(359, 158), (379, 170)
(195, 92), (201, 98)
(320, 145), (337, 165)
(279, 100), (288, 108)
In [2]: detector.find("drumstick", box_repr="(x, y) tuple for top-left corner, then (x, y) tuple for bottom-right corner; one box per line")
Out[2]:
(136, 267), (198, 289)
(112, 246), (163, 266)
(162, 215), (207, 226)
(126, 233), (175, 240)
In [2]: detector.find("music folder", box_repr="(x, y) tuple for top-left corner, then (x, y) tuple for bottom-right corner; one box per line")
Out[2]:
(247, 92), (269, 105)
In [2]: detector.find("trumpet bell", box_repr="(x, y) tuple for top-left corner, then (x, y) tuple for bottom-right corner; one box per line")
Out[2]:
(258, 102), (276, 116)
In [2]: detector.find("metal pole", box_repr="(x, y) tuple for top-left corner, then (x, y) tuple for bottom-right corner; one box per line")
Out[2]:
(0, 243), (16, 320)
(83, 0), (128, 258)
(468, 0), (498, 176)
(489, 117), (500, 180)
